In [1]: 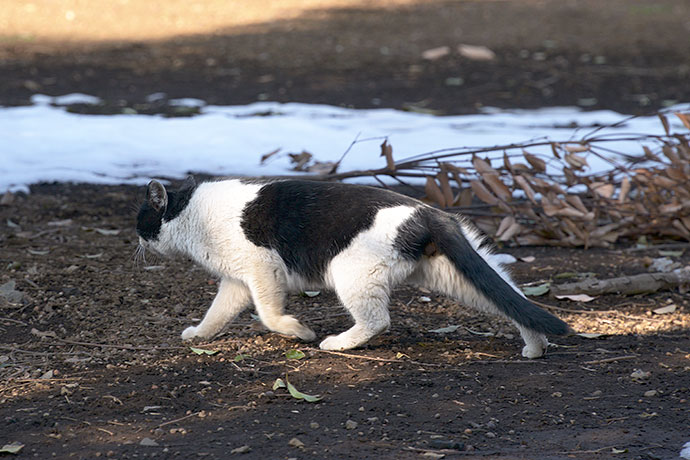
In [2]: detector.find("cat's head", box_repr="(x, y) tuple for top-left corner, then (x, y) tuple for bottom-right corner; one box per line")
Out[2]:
(136, 176), (197, 254)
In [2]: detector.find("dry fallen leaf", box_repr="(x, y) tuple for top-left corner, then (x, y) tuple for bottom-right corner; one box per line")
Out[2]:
(555, 294), (596, 302)
(578, 333), (605, 339)
(457, 43), (496, 61)
(421, 46), (450, 60)
(425, 176), (446, 207)
(652, 304), (677, 315)
(470, 180), (499, 206)
(380, 140), (395, 171)
(260, 148), (281, 164)
(0, 442), (24, 454)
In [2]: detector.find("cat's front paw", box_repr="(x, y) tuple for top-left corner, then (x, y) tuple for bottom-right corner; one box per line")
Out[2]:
(271, 315), (316, 342)
(181, 326), (199, 341)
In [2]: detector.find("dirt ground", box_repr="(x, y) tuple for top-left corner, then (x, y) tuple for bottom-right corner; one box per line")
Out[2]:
(1, 0), (689, 114)
(2, 1), (690, 459)
(1, 182), (689, 460)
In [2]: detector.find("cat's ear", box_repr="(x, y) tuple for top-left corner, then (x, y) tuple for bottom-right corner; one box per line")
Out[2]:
(180, 175), (196, 190)
(147, 180), (168, 213)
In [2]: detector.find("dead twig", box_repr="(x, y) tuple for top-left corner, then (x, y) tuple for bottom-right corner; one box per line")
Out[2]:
(582, 355), (637, 365)
(157, 411), (202, 428)
(0, 317), (28, 325)
(468, 359), (550, 364)
(532, 299), (616, 315)
(551, 269), (690, 296)
(559, 445), (623, 455)
(626, 243), (690, 252)
(52, 338), (185, 351)
(308, 348), (443, 367)
(284, 111), (690, 247)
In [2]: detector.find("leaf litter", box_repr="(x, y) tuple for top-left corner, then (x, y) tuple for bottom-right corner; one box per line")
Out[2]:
(272, 377), (322, 402)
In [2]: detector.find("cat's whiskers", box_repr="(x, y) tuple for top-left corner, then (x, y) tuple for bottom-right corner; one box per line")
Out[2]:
(129, 199), (143, 215)
(133, 243), (148, 268)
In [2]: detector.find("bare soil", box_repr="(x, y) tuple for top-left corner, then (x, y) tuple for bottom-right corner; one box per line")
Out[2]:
(1, 182), (689, 460)
(1, 0), (689, 114)
(2, 1), (690, 458)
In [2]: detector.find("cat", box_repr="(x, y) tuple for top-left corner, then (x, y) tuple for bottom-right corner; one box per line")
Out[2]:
(136, 176), (570, 358)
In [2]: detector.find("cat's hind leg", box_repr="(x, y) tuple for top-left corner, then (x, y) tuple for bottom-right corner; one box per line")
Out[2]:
(318, 286), (390, 351)
(248, 267), (316, 341)
(182, 277), (251, 340)
(319, 259), (408, 351)
(408, 256), (549, 358)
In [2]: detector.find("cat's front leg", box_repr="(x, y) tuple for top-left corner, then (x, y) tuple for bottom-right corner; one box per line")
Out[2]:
(247, 267), (316, 342)
(182, 278), (251, 340)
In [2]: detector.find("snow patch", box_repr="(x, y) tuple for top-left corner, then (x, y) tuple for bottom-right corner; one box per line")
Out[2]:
(1, 97), (688, 192)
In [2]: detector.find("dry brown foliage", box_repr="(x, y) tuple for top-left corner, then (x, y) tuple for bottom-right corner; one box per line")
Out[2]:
(327, 111), (690, 247)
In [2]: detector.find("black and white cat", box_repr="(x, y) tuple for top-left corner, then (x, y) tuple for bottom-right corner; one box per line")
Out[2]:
(136, 176), (569, 358)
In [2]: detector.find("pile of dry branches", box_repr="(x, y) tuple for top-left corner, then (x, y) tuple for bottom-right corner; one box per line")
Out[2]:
(327, 111), (690, 247)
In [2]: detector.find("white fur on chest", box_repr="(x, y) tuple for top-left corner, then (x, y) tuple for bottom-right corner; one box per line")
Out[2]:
(161, 180), (265, 278)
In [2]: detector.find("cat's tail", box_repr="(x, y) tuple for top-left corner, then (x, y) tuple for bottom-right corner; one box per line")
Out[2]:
(421, 210), (570, 336)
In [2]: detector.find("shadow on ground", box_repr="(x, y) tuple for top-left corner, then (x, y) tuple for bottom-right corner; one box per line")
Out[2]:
(1, 0), (689, 114)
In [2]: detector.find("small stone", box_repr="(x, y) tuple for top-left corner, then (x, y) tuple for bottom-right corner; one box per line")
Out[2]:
(40, 370), (54, 380)
(230, 445), (251, 454)
(644, 390), (658, 397)
(485, 432), (496, 438)
(421, 452), (445, 459)
(0, 280), (23, 304)
(630, 369), (651, 381)
(429, 440), (464, 450)
(551, 391), (563, 398)
(139, 437), (159, 447)
(591, 390), (603, 397)
(288, 437), (304, 448)
(0, 191), (15, 206)
(345, 420), (358, 430)
(309, 422), (319, 429)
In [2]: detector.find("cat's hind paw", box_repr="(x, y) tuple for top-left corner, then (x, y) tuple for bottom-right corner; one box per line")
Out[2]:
(319, 335), (348, 351)
(319, 333), (364, 351)
(521, 342), (547, 359)
(181, 326), (199, 341)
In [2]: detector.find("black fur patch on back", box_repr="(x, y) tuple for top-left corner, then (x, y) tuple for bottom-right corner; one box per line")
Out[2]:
(240, 180), (418, 281)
